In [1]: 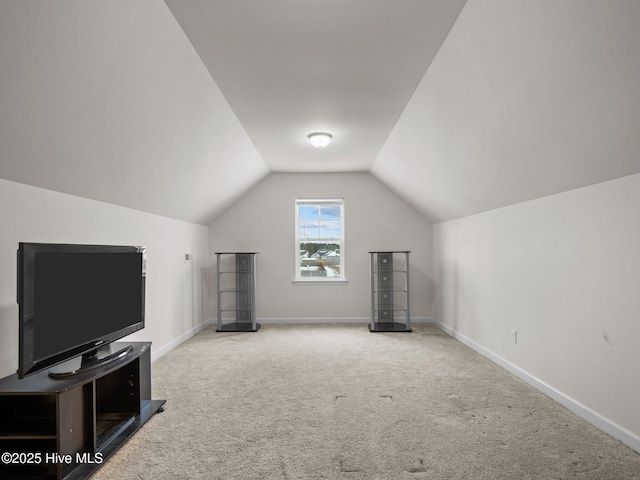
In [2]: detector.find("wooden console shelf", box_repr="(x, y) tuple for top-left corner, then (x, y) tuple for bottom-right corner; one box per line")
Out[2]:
(0, 342), (165, 480)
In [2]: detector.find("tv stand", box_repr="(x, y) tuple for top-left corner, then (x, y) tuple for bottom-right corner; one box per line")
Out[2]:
(48, 344), (134, 378)
(0, 342), (164, 480)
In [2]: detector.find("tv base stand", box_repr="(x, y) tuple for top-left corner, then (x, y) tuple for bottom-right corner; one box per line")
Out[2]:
(48, 344), (134, 378)
(0, 342), (164, 480)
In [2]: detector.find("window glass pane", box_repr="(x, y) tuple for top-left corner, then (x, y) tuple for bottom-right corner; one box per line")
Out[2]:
(299, 205), (319, 221)
(299, 220), (319, 239)
(320, 205), (340, 221)
(296, 199), (344, 280)
(299, 242), (341, 278)
(319, 221), (341, 239)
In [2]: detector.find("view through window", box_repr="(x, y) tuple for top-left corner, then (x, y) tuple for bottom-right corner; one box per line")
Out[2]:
(295, 199), (344, 280)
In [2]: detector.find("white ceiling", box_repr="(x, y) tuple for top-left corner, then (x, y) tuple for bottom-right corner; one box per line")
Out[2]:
(164, 0), (468, 173)
(373, 0), (640, 222)
(1, 1), (640, 225)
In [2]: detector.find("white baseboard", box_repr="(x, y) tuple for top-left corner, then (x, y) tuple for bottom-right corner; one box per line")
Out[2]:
(204, 317), (216, 327)
(150, 317), (640, 452)
(260, 316), (368, 324)
(204, 316), (433, 326)
(257, 316), (433, 325)
(201, 317), (433, 326)
(432, 319), (640, 454)
(151, 322), (207, 363)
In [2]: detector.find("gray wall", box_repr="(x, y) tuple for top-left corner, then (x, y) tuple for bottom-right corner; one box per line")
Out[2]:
(0, 178), (209, 379)
(0, 0), (241, 379)
(374, 0), (640, 453)
(208, 173), (433, 323)
(433, 173), (640, 451)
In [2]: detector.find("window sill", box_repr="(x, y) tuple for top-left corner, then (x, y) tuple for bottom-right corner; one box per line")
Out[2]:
(293, 278), (348, 285)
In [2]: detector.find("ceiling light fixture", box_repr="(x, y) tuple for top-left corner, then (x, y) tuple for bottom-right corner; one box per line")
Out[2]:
(308, 132), (332, 148)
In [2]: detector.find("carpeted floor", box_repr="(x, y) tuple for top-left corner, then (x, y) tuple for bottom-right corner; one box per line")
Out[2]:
(90, 323), (640, 479)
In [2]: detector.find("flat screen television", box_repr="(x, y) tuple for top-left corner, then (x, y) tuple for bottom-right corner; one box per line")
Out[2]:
(17, 242), (146, 379)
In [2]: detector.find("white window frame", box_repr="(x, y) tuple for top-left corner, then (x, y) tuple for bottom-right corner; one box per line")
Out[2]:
(294, 198), (346, 284)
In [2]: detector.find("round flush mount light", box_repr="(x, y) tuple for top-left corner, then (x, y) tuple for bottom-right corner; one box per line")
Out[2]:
(308, 132), (332, 148)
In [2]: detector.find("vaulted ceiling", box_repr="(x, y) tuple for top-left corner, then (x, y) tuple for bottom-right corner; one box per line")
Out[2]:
(164, 0), (467, 173)
(1, 0), (639, 225)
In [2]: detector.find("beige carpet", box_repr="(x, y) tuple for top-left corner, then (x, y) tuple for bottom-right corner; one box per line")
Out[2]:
(90, 323), (640, 479)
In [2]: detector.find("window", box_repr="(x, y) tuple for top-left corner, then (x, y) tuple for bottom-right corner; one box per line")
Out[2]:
(295, 198), (345, 282)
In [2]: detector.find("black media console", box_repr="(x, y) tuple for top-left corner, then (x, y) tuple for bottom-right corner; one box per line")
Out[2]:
(0, 342), (165, 479)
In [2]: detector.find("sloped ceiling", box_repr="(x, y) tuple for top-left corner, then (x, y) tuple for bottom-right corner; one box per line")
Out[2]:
(0, 0), (268, 225)
(374, 0), (640, 222)
(1, 1), (640, 225)
(164, 0), (467, 173)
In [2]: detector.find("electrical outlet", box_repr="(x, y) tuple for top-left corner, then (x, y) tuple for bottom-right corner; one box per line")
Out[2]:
(511, 329), (518, 344)
(184, 253), (193, 263)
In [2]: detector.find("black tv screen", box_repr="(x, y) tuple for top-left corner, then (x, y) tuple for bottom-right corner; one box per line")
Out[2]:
(17, 243), (146, 378)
